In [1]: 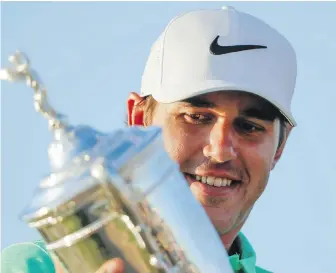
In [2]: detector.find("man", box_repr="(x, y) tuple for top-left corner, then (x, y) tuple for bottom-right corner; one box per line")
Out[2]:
(2, 5), (297, 273)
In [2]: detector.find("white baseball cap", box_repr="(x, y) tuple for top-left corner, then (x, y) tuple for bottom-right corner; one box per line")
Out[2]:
(140, 6), (297, 126)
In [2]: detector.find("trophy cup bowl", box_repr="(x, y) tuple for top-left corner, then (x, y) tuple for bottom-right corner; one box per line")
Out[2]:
(1, 51), (234, 273)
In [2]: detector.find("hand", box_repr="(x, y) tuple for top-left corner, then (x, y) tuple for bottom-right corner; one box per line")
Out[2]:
(53, 257), (125, 273)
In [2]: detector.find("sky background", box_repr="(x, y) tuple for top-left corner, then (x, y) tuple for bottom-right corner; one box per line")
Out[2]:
(1, 2), (335, 273)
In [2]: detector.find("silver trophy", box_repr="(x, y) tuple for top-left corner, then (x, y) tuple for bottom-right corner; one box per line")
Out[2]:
(1, 52), (233, 273)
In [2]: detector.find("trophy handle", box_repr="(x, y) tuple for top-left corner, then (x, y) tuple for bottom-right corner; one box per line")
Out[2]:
(1, 51), (102, 172)
(0, 51), (67, 130)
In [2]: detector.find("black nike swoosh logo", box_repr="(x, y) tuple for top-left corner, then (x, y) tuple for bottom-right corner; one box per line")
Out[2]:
(210, 35), (267, 55)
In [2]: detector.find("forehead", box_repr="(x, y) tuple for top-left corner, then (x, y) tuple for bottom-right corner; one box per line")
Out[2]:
(162, 90), (281, 122)
(203, 91), (261, 103)
(180, 91), (273, 110)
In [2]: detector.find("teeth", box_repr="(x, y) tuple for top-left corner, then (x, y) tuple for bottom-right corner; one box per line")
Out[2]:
(195, 175), (233, 187)
(214, 178), (222, 187)
(206, 176), (215, 185)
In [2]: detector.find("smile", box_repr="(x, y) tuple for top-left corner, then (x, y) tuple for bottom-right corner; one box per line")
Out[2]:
(196, 175), (232, 187)
(184, 173), (241, 188)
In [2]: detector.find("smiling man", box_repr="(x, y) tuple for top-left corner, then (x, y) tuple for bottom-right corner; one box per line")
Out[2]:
(105, 5), (296, 273)
(2, 5), (297, 273)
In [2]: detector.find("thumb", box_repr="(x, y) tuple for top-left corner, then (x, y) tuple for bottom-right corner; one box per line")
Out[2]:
(95, 258), (125, 273)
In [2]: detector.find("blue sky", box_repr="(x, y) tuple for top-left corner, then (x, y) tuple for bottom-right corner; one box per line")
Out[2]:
(1, 2), (335, 273)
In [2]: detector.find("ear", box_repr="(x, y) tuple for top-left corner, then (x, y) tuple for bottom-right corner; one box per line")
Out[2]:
(271, 124), (292, 170)
(127, 92), (145, 126)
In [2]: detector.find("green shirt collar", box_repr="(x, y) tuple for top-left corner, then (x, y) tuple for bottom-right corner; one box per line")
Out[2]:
(229, 232), (268, 273)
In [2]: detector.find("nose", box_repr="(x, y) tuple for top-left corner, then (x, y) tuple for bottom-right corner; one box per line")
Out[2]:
(203, 121), (237, 163)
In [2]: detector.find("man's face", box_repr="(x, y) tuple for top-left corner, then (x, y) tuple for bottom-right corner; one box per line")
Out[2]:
(148, 91), (287, 235)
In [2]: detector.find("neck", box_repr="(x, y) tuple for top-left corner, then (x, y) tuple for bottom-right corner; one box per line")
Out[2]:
(218, 209), (252, 254)
(218, 222), (245, 255)
(220, 230), (239, 254)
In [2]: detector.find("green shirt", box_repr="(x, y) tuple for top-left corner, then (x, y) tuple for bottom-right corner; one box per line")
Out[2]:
(230, 233), (272, 273)
(1, 232), (272, 273)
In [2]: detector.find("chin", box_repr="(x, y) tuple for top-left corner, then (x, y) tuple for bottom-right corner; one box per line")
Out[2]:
(202, 206), (241, 229)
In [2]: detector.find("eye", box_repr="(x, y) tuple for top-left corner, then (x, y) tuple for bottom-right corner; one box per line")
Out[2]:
(235, 118), (265, 134)
(184, 113), (213, 124)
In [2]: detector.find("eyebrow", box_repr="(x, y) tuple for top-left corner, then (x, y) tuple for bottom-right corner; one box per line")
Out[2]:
(180, 97), (216, 108)
(180, 97), (278, 122)
(241, 107), (277, 121)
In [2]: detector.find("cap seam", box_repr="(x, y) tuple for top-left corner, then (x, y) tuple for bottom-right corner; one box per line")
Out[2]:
(160, 8), (222, 86)
(236, 8), (241, 43)
(160, 12), (192, 86)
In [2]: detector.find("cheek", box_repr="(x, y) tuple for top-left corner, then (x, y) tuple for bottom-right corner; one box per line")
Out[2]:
(240, 139), (278, 194)
(151, 107), (211, 165)
(160, 122), (207, 165)
(245, 144), (274, 170)
(162, 126), (194, 164)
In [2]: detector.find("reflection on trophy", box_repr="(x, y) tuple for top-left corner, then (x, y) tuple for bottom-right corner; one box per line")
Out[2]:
(1, 52), (233, 273)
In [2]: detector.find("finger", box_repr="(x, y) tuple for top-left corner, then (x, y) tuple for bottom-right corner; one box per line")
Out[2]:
(50, 255), (66, 273)
(95, 258), (125, 273)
